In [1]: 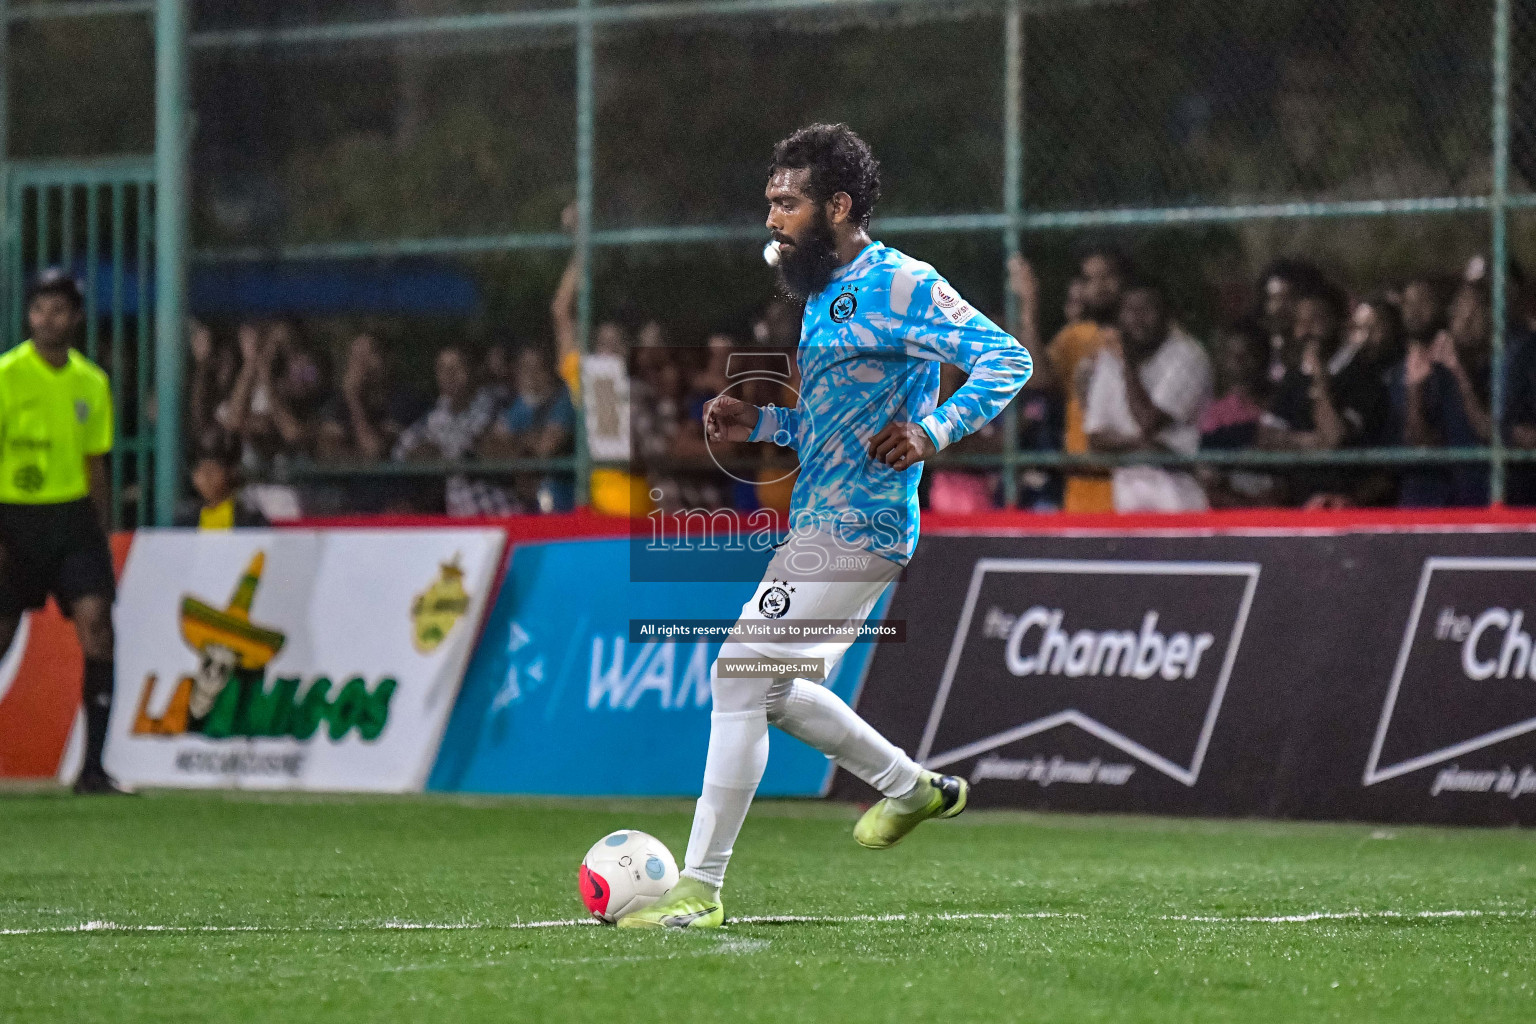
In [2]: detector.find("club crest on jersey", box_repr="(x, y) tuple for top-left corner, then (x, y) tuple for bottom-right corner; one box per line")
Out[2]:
(830, 290), (857, 323)
(932, 281), (977, 326)
(758, 578), (793, 619)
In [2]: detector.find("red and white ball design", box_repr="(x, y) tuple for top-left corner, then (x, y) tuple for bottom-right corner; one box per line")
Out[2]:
(579, 830), (679, 924)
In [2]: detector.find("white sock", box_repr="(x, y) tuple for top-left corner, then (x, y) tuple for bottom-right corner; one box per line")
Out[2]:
(682, 710), (767, 891)
(767, 679), (923, 799)
(681, 646), (772, 891)
(888, 773), (937, 812)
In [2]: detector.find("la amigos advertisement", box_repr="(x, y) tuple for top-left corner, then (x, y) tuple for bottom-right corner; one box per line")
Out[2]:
(107, 529), (503, 791)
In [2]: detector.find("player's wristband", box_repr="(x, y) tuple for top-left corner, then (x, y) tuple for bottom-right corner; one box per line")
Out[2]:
(918, 412), (952, 452)
(748, 405), (778, 444)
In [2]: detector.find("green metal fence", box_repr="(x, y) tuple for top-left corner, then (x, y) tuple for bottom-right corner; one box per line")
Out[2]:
(3, 0), (1532, 519)
(2, 158), (157, 527)
(1, 0), (181, 526)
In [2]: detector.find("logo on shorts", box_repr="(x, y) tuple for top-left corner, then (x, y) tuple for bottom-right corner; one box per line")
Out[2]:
(75, 400), (89, 424)
(830, 290), (857, 323)
(758, 578), (794, 619)
(12, 466), (43, 493)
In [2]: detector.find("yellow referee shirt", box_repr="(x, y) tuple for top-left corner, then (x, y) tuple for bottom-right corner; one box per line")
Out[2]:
(0, 341), (113, 505)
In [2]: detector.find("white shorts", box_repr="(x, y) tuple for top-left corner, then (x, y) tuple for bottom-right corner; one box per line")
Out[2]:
(730, 528), (901, 673)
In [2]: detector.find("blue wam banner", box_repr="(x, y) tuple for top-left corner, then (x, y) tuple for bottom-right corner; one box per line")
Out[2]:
(428, 538), (889, 796)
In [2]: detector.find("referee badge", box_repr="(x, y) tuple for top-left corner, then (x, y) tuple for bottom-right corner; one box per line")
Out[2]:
(13, 466), (43, 493)
(75, 400), (89, 424)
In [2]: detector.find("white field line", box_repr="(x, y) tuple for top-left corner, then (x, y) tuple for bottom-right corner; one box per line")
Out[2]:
(2, 907), (1530, 937)
(732, 911), (1080, 924)
(1162, 909), (1536, 924)
(0, 919), (597, 936)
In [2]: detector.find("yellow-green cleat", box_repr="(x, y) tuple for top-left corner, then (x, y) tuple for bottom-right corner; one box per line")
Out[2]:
(853, 771), (969, 850)
(616, 876), (724, 930)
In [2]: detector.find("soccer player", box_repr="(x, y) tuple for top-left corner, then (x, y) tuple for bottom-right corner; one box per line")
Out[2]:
(0, 270), (126, 795)
(620, 125), (1032, 929)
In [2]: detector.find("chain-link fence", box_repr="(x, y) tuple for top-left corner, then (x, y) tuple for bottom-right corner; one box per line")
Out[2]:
(4, 0), (1535, 519)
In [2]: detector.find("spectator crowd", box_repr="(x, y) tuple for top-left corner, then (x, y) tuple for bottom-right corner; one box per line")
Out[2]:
(182, 240), (1536, 521)
(978, 246), (1536, 514)
(183, 241), (806, 520)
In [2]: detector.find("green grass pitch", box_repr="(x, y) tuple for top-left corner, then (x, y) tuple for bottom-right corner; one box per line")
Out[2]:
(2, 790), (1533, 1023)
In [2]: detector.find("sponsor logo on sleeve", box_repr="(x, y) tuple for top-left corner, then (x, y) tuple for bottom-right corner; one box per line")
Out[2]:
(931, 281), (977, 326)
(1364, 558), (1536, 790)
(916, 559), (1259, 787)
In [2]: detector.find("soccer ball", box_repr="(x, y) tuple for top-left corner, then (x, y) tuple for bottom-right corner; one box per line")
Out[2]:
(579, 830), (679, 924)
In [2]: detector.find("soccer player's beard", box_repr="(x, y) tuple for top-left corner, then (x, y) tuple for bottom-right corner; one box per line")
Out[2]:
(775, 210), (841, 301)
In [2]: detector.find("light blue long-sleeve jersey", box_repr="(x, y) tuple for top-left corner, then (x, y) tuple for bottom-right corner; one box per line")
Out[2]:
(748, 241), (1033, 564)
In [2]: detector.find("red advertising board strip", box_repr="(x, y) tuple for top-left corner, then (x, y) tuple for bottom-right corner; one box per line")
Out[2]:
(296, 509), (637, 541)
(300, 506), (1536, 538)
(924, 507), (1536, 534)
(0, 533), (133, 779)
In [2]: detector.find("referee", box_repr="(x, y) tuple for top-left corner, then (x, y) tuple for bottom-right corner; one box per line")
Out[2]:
(0, 270), (125, 795)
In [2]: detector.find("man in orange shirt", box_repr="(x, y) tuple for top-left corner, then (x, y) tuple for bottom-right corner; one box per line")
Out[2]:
(1047, 246), (1128, 513)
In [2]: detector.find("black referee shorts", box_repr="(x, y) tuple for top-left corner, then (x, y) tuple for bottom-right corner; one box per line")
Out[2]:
(0, 499), (116, 618)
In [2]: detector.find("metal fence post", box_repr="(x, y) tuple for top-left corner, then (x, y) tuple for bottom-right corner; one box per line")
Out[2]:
(572, 0), (595, 507)
(1000, 0), (1023, 508)
(1490, 0), (1512, 506)
(154, 0), (190, 526)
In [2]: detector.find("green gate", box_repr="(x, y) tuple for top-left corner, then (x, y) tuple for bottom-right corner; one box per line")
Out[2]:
(2, 159), (158, 529)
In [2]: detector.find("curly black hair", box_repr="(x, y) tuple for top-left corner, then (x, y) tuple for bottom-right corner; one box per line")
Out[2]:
(769, 123), (881, 229)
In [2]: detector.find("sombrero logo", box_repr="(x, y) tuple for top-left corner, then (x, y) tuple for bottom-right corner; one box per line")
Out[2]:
(131, 552), (397, 742)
